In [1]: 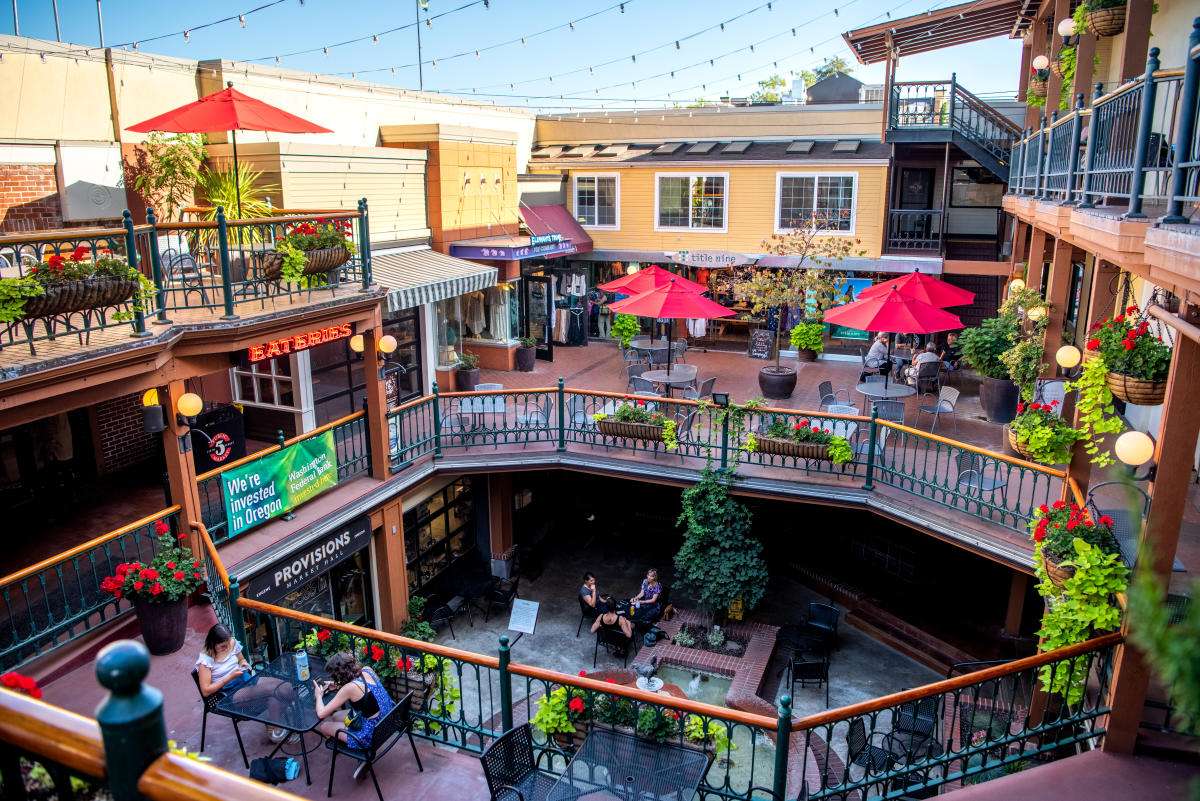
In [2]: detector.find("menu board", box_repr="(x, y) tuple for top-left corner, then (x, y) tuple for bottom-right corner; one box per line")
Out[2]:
(748, 328), (773, 360)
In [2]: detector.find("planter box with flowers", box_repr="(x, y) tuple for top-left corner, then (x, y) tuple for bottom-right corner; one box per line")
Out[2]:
(593, 400), (678, 449)
(746, 417), (853, 464)
(1085, 304), (1171, 406)
(262, 218), (357, 285)
(1007, 400), (1083, 465)
(1028, 500), (1120, 591)
(100, 519), (204, 656)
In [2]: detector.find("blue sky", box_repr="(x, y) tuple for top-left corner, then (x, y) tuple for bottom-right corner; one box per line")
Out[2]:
(6, 0), (1023, 109)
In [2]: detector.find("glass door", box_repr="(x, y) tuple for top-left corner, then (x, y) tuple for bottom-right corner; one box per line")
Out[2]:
(524, 274), (554, 361)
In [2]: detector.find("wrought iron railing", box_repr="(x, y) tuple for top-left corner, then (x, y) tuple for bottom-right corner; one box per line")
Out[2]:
(888, 77), (1020, 167)
(0, 506), (180, 670)
(885, 210), (943, 253)
(196, 411), (370, 544)
(0, 201), (373, 357)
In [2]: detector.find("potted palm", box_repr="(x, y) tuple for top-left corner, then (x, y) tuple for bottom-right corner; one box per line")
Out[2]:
(515, 337), (537, 372)
(1086, 304), (1171, 405)
(100, 519), (203, 655)
(456, 352), (481, 391)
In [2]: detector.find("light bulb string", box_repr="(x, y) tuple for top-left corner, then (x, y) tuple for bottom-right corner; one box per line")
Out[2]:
(103, 0), (291, 51)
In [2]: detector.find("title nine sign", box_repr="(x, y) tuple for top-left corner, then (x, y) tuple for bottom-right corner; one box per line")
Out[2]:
(242, 515), (372, 604)
(248, 323), (352, 362)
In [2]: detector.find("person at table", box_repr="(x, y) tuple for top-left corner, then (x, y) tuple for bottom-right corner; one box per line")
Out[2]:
(196, 624), (293, 744)
(579, 572), (599, 610)
(591, 607), (633, 639)
(942, 331), (962, 370)
(905, 342), (942, 384)
(864, 334), (889, 374)
(313, 652), (394, 748)
(630, 568), (663, 623)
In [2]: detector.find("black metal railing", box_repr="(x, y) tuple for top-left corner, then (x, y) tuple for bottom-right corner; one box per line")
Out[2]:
(886, 209), (944, 252)
(888, 76), (1021, 168)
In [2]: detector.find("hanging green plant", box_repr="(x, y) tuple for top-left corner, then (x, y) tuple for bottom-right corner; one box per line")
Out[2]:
(1000, 336), (1047, 402)
(1065, 354), (1125, 467)
(0, 277), (45, 323)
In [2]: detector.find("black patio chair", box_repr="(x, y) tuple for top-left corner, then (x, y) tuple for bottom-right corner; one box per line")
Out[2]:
(428, 603), (456, 639)
(893, 696), (939, 740)
(594, 626), (631, 668)
(788, 653), (830, 707)
(804, 602), (840, 649)
(576, 594), (599, 637)
(325, 691), (423, 801)
(912, 360), (942, 395)
(954, 452), (1007, 502)
(846, 717), (897, 776)
(817, 380), (850, 410)
(483, 576), (520, 622)
(478, 723), (557, 801)
(191, 668), (251, 769)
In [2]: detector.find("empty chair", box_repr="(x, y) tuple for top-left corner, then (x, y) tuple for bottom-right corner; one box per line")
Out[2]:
(566, 395), (594, 432)
(827, 404), (859, 416)
(805, 602), (840, 649)
(478, 724), (556, 801)
(1088, 480), (1153, 568)
(917, 386), (959, 432)
(670, 410), (699, 463)
(894, 696), (939, 740)
(427, 603), (456, 639)
(626, 363), (647, 390)
(671, 338), (689, 362)
(873, 399), (906, 424)
(955, 452), (1008, 500)
(648, 348), (670, 367)
(476, 382), (503, 391)
(630, 376), (659, 394)
(912, 361), (942, 395)
(682, 376), (716, 401)
(515, 397), (551, 447)
(788, 653), (830, 707)
(846, 717), (896, 776)
(483, 576), (520, 622)
(326, 692), (423, 801)
(818, 380), (850, 409)
(1036, 379), (1066, 413)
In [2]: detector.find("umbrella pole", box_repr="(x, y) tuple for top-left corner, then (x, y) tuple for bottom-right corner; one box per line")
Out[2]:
(666, 318), (673, 376)
(231, 128), (244, 219)
(884, 335), (893, 390)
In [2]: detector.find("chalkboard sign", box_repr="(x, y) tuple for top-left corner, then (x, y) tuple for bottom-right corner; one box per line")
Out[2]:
(748, 328), (774, 360)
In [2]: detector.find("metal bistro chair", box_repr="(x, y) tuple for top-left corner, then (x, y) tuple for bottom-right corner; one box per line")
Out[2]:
(668, 410), (699, 463)
(483, 576), (520, 622)
(1088, 481), (1155, 569)
(427, 603), (456, 639)
(846, 717), (897, 778)
(955, 452), (1008, 505)
(594, 626), (632, 668)
(804, 602), (841, 651)
(515, 396), (551, 448)
(672, 338), (689, 362)
(917, 386), (959, 432)
(682, 376), (716, 401)
(566, 395), (595, 436)
(626, 362), (648, 391)
(630, 376), (659, 394)
(326, 691), (423, 801)
(863, 374), (887, 385)
(855, 399), (902, 462)
(788, 652), (831, 707)
(912, 361), (942, 395)
(1035, 379), (1067, 414)
(818, 380), (851, 409)
(191, 669), (253, 768)
(576, 595), (600, 637)
(479, 723), (556, 801)
(859, 347), (885, 380)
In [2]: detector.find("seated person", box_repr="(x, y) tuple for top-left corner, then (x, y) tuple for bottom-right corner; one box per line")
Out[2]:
(591, 608), (633, 639)
(629, 568), (663, 624)
(313, 651), (394, 749)
(196, 624), (293, 743)
(943, 331), (961, 370)
(579, 572), (598, 610)
(863, 334), (889, 377)
(905, 342), (942, 384)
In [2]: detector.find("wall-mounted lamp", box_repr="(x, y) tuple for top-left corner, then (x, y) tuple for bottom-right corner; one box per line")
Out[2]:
(1056, 344), (1082, 370)
(1114, 430), (1157, 481)
(141, 388), (166, 434)
(173, 392), (205, 454)
(1026, 305), (1048, 322)
(1008, 277), (1026, 292)
(1057, 17), (1079, 45)
(1031, 54), (1050, 71)
(712, 392), (730, 408)
(349, 333), (366, 353)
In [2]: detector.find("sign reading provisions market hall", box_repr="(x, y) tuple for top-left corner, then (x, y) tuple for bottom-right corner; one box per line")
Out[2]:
(241, 515), (372, 605)
(221, 431), (339, 538)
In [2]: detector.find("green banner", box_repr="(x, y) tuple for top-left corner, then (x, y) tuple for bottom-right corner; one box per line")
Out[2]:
(222, 431), (338, 538)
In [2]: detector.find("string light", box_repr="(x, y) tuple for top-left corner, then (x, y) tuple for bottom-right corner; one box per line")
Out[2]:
(238, 15), (246, 27)
(183, 30), (190, 42)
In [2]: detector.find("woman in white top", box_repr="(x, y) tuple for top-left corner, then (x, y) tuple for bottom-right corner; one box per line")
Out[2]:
(196, 624), (293, 743)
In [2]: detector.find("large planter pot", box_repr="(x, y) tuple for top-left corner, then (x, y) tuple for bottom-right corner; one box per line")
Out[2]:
(1086, 6), (1125, 36)
(596, 419), (664, 442)
(457, 367), (481, 392)
(795, 348), (818, 363)
(22, 276), (138, 318)
(384, 671), (436, 712)
(261, 246), (350, 281)
(978, 377), (1020, 424)
(515, 345), (536, 372)
(756, 436), (830, 461)
(1105, 371), (1166, 406)
(758, 366), (797, 400)
(133, 597), (188, 656)
(1042, 552), (1074, 591)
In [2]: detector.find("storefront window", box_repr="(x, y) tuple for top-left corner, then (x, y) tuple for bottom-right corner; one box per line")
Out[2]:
(436, 296), (463, 366)
(232, 357), (296, 409)
(382, 308), (423, 406)
(457, 285), (517, 344)
(310, 338), (365, 425)
(404, 478), (475, 596)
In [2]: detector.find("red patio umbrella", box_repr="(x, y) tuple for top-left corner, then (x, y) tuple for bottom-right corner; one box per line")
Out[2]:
(609, 279), (734, 375)
(856, 269), (975, 308)
(127, 83), (332, 218)
(598, 264), (706, 295)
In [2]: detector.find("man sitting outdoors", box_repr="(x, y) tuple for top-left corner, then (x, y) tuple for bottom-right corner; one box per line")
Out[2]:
(906, 342), (942, 384)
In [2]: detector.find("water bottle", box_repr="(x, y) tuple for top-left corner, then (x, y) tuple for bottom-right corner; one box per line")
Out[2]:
(295, 649), (310, 682)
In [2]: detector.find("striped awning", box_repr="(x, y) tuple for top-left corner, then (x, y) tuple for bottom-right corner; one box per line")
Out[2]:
(373, 248), (498, 313)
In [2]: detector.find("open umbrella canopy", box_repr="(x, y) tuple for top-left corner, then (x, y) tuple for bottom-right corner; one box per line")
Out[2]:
(822, 286), (963, 334)
(598, 264), (706, 295)
(608, 280), (735, 319)
(856, 270), (975, 308)
(127, 86), (333, 135)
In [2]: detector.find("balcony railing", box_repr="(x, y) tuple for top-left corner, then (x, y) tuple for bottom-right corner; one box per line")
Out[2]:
(0, 201), (374, 359)
(888, 78), (1021, 166)
(885, 209), (943, 253)
(1007, 29), (1200, 222)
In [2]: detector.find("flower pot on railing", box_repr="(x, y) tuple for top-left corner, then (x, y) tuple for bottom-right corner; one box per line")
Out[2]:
(596, 419), (665, 442)
(755, 436), (831, 461)
(384, 670), (437, 712)
(1041, 552), (1074, 591)
(1086, 6), (1125, 37)
(1104, 371), (1166, 406)
(22, 276), (139, 318)
(261, 246), (350, 280)
(132, 597), (189, 656)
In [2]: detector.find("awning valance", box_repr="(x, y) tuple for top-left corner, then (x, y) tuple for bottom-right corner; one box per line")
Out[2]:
(373, 248), (497, 313)
(519, 204), (593, 255)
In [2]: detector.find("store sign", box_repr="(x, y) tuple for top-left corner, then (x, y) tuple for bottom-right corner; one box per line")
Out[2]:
(748, 328), (774, 360)
(191, 405), (246, 473)
(530, 233), (563, 247)
(221, 431), (339, 538)
(450, 240), (577, 261)
(671, 250), (755, 269)
(248, 323), (352, 362)
(241, 515), (372, 605)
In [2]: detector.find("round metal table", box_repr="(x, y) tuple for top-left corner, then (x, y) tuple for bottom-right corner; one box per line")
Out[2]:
(641, 365), (698, 397)
(856, 382), (916, 400)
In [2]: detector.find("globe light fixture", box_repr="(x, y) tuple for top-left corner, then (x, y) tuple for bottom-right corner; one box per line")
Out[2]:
(349, 334), (365, 353)
(1032, 54), (1050, 70)
(1056, 344), (1082, 369)
(177, 392), (203, 421)
(1114, 430), (1155, 467)
(1026, 305), (1047, 321)
(1057, 17), (1076, 37)
(1008, 277), (1026, 293)
(378, 334), (398, 354)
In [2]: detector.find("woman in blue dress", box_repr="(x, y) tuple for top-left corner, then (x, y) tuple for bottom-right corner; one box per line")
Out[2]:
(314, 651), (395, 748)
(630, 568), (663, 624)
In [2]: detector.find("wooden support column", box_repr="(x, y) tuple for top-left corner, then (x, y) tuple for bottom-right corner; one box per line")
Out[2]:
(373, 499), (409, 631)
(1026, 227), (1049, 291)
(161, 380), (204, 558)
(881, 36), (897, 143)
(1003, 571), (1030, 637)
(362, 307), (391, 481)
(1010, 220), (1030, 275)
(1028, 21), (1050, 128)
(1117, 0), (1154, 82)
(1072, 32), (1098, 104)
(1083, 259), (1121, 334)
(1040, 238), (1075, 378)
(1046, 0), (1071, 116)
(1018, 42), (1033, 98)
(1104, 333), (1200, 752)
(488, 473), (514, 559)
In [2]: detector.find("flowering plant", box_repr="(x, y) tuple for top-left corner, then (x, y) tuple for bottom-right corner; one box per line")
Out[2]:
(1, 671), (42, 699)
(0, 245), (155, 323)
(1028, 500), (1119, 564)
(100, 519), (203, 604)
(753, 417), (853, 464)
(1086, 305), (1171, 382)
(592, 400), (678, 450)
(275, 218), (358, 285)
(1010, 400), (1083, 465)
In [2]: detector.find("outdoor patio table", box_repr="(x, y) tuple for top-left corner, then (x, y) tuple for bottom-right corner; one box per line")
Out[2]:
(216, 652), (329, 785)
(545, 728), (709, 801)
(640, 365), (698, 397)
(452, 395), (508, 438)
(856, 382), (917, 401)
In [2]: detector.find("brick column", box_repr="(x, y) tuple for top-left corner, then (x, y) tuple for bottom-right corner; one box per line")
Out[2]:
(161, 380), (204, 557)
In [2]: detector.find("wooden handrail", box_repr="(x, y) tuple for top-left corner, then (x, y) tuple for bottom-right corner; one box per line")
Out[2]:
(0, 687), (107, 779)
(790, 631), (1122, 731)
(194, 523), (230, 590)
(0, 227), (129, 246)
(1067, 476), (1086, 508)
(139, 752), (305, 801)
(182, 206), (355, 216)
(225, 213), (358, 227)
(0, 505), (182, 588)
(195, 411), (365, 482)
(877, 420), (1067, 477)
(387, 394), (436, 415)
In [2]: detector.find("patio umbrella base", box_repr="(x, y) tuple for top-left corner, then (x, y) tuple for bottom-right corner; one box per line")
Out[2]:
(758, 366), (797, 399)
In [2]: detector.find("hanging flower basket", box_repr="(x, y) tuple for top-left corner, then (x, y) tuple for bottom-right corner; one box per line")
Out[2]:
(596, 419), (664, 442)
(1086, 7), (1125, 37)
(1029, 78), (1048, 98)
(21, 276), (139, 319)
(261, 246), (350, 281)
(1006, 427), (1037, 462)
(383, 670), (437, 712)
(1049, 59), (1066, 78)
(755, 436), (830, 460)
(1105, 371), (1166, 406)
(1042, 552), (1075, 590)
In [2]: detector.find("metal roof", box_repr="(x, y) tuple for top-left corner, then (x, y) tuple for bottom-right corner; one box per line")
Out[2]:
(841, 0), (1033, 65)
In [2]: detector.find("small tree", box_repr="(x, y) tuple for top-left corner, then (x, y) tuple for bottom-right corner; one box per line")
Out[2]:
(813, 57), (852, 81)
(750, 74), (788, 104)
(674, 468), (768, 622)
(128, 132), (205, 222)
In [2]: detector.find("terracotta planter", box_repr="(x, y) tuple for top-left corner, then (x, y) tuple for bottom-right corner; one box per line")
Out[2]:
(978, 377), (1020, 424)
(1086, 7), (1125, 36)
(1029, 78), (1048, 98)
(1042, 552), (1074, 591)
(596, 419), (664, 442)
(758, 366), (797, 399)
(384, 671), (436, 711)
(1105, 371), (1166, 406)
(756, 436), (830, 461)
(795, 348), (818, 363)
(261, 246), (350, 281)
(133, 597), (189, 656)
(22, 276), (139, 318)
(515, 345), (536, 372)
(457, 367), (481, 391)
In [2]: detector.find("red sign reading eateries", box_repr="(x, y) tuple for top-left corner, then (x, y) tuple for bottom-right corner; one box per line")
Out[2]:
(248, 323), (353, 362)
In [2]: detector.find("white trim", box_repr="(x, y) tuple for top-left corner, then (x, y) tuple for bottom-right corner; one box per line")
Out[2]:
(653, 171), (730, 234)
(773, 171), (858, 237)
(572, 172), (620, 231)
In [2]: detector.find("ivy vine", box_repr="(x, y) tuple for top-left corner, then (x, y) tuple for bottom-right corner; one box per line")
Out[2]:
(1065, 355), (1124, 467)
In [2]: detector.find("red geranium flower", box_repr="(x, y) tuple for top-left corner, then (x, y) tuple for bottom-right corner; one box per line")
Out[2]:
(1016, 402), (1025, 414)
(166, 561), (176, 570)
(1099, 515), (1114, 527)
(578, 670), (587, 677)
(316, 629), (331, 642)
(133, 580), (145, 590)
(173, 570), (185, 581)
(1053, 500), (1066, 510)
(154, 520), (170, 536)
(47, 254), (64, 269)
(568, 697), (585, 714)
(150, 582), (163, 596)
(71, 245), (89, 261)
(193, 572), (202, 580)
(1086, 338), (1101, 350)
(370, 644), (385, 662)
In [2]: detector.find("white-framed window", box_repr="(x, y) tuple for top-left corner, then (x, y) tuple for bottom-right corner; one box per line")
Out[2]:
(775, 173), (857, 234)
(573, 174), (619, 229)
(231, 355), (299, 410)
(654, 173), (728, 232)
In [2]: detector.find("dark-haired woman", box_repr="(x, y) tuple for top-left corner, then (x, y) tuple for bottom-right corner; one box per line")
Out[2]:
(195, 624), (292, 743)
(313, 652), (394, 748)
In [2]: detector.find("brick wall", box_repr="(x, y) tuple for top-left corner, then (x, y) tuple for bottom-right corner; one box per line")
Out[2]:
(0, 164), (63, 233)
(92, 392), (157, 475)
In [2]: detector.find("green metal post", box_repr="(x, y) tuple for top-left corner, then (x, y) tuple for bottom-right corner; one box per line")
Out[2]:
(1124, 48), (1161, 219)
(719, 409), (730, 471)
(228, 576), (246, 652)
(557, 377), (566, 451)
(95, 640), (167, 801)
(1077, 83), (1105, 208)
(358, 198), (372, 291)
(1062, 95), (1085, 205)
(773, 694), (792, 801)
(863, 406), (879, 491)
(122, 210), (149, 338)
(498, 635), (513, 732)
(432, 382), (443, 458)
(1164, 20), (1200, 223)
(145, 207), (169, 324)
(216, 207), (237, 319)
